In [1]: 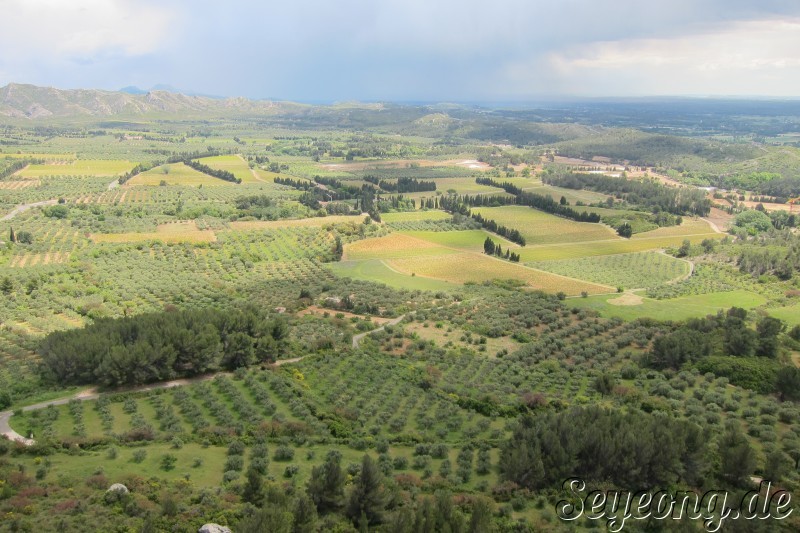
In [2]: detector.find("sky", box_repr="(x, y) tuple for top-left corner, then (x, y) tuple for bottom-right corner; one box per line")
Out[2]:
(1, 0), (800, 102)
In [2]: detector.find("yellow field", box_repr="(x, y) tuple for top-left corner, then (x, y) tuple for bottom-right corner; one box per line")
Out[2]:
(0, 180), (39, 189)
(7, 252), (71, 268)
(91, 221), (217, 243)
(344, 233), (456, 260)
(381, 210), (451, 222)
(16, 159), (136, 177)
(472, 206), (618, 244)
(631, 217), (716, 239)
(228, 216), (363, 231)
(196, 155), (259, 183)
(126, 163), (225, 186)
(386, 253), (611, 295)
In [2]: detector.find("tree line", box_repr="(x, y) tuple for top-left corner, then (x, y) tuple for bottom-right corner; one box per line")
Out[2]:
(0, 157), (43, 179)
(473, 214), (526, 245)
(483, 237), (520, 262)
(364, 176), (436, 193)
(184, 158), (240, 184)
(38, 307), (289, 387)
(117, 149), (227, 185)
(542, 171), (711, 217)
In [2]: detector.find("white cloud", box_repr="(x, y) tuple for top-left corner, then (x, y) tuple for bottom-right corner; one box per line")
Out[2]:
(541, 18), (800, 95)
(0, 0), (175, 61)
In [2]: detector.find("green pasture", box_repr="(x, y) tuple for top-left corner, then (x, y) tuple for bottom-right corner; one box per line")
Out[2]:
(571, 289), (768, 321)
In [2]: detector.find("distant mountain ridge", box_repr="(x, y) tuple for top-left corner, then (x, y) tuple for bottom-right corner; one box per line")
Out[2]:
(0, 83), (284, 119)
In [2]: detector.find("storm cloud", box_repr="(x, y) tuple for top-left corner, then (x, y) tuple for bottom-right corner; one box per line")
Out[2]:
(1, 0), (798, 101)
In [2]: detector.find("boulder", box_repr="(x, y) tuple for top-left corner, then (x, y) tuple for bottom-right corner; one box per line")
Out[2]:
(106, 483), (129, 494)
(198, 525), (232, 533)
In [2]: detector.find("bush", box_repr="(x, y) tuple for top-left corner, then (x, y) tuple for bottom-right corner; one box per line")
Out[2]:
(160, 454), (177, 471)
(132, 449), (147, 463)
(274, 445), (295, 461)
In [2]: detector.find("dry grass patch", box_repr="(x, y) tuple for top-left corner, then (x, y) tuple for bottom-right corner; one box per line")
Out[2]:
(8, 252), (70, 268)
(344, 233), (455, 261)
(228, 216), (362, 231)
(0, 180), (40, 189)
(91, 221), (216, 243)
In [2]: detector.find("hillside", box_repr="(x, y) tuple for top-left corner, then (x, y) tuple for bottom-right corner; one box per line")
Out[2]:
(0, 83), (289, 119)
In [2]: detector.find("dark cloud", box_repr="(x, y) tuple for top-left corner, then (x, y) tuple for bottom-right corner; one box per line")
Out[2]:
(3, 0), (800, 100)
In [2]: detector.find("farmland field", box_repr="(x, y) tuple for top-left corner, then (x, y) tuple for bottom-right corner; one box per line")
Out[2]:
(196, 154), (260, 183)
(472, 205), (618, 244)
(328, 259), (456, 291)
(386, 252), (612, 294)
(126, 163), (223, 186)
(529, 251), (690, 289)
(516, 232), (724, 261)
(16, 159), (136, 177)
(343, 232), (456, 260)
(91, 221), (217, 243)
(572, 289), (768, 321)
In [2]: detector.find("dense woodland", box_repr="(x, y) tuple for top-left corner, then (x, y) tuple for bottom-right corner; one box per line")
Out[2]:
(38, 308), (288, 387)
(542, 171), (712, 216)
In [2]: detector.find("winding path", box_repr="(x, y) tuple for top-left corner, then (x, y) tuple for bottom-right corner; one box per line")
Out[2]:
(1, 319), (395, 446)
(352, 314), (408, 348)
(1, 199), (58, 222)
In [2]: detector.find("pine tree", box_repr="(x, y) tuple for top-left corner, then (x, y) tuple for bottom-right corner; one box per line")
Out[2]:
(292, 493), (318, 533)
(0, 277), (12, 295)
(346, 454), (387, 526)
(242, 464), (264, 504)
(307, 450), (345, 513)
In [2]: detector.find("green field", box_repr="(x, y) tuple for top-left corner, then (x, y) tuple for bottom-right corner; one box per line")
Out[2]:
(401, 229), (519, 252)
(329, 259), (457, 291)
(529, 251), (690, 289)
(572, 289), (768, 321)
(126, 162), (225, 186)
(472, 205), (618, 244)
(517, 232), (724, 261)
(196, 154), (260, 183)
(386, 252), (612, 295)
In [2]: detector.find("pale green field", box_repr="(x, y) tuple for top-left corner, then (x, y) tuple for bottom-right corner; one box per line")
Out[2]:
(528, 183), (612, 204)
(16, 159), (136, 177)
(402, 229), (520, 252)
(472, 206), (618, 245)
(329, 259), (457, 291)
(387, 253), (612, 295)
(631, 217), (716, 238)
(767, 304), (800, 326)
(127, 163), (226, 186)
(571, 289), (767, 321)
(529, 252), (690, 289)
(381, 210), (451, 222)
(517, 232), (724, 262)
(197, 154), (259, 183)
